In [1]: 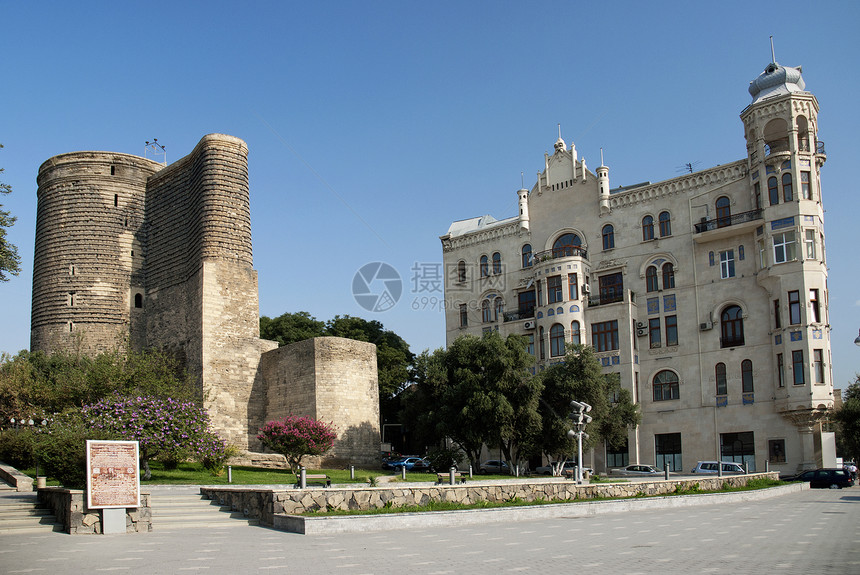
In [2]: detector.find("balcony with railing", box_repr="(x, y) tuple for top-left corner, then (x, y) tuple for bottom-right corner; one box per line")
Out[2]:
(694, 209), (763, 243)
(587, 289), (636, 308)
(503, 308), (535, 322)
(530, 246), (588, 265)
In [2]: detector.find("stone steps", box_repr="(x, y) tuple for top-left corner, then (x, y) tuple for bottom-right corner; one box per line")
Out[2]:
(149, 492), (258, 529)
(0, 488), (63, 534)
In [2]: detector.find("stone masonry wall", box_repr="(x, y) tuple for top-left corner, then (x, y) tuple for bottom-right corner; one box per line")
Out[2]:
(201, 472), (778, 527)
(261, 337), (380, 467)
(38, 487), (151, 534)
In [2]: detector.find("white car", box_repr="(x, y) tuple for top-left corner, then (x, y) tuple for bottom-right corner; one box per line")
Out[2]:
(690, 461), (745, 474)
(610, 464), (664, 476)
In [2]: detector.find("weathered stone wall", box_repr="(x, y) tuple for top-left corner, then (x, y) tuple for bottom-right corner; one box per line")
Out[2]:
(201, 472), (778, 526)
(262, 337), (380, 466)
(37, 488), (151, 534)
(32, 152), (162, 355)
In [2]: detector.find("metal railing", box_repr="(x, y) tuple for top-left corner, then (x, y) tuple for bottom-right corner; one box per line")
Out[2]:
(530, 246), (588, 264)
(694, 209), (763, 233)
(503, 308), (535, 322)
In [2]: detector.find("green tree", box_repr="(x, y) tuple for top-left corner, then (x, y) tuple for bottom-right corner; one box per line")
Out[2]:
(260, 311), (326, 346)
(536, 344), (640, 473)
(0, 144), (22, 282)
(835, 375), (860, 464)
(405, 332), (540, 472)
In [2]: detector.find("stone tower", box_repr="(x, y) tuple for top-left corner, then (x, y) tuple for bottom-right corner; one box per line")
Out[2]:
(30, 135), (381, 465)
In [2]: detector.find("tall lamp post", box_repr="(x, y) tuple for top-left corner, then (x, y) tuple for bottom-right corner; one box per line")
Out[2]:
(568, 401), (592, 484)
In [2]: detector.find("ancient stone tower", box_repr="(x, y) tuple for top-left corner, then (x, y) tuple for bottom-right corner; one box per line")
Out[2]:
(31, 134), (380, 466)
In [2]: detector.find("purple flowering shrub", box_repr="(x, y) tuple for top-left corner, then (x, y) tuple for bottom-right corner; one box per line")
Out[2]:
(83, 396), (231, 479)
(257, 416), (337, 474)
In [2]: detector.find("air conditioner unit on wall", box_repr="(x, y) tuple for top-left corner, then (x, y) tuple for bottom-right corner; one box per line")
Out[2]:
(636, 328), (647, 337)
(636, 321), (646, 329)
(523, 320), (536, 330)
(583, 284), (591, 293)
(700, 321), (713, 331)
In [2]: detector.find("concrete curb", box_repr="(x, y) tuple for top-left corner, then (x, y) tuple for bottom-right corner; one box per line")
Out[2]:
(273, 482), (806, 535)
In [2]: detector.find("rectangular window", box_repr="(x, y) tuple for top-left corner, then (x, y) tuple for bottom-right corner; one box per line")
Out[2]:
(536, 280), (543, 307)
(805, 229), (816, 259)
(459, 304), (468, 327)
(754, 182), (761, 210)
(654, 433), (682, 473)
(814, 349), (824, 384)
(758, 240), (766, 268)
(720, 431), (755, 471)
(649, 318), (661, 348)
(768, 439), (786, 464)
(788, 290), (801, 325)
(777, 353), (784, 388)
(568, 273), (578, 300)
(598, 272), (624, 304)
(719, 250), (735, 279)
(809, 289), (820, 323)
(526, 334), (535, 356)
(792, 350), (805, 385)
(547, 275), (562, 304)
(606, 438), (629, 468)
(591, 320), (619, 352)
(801, 171), (811, 200)
(664, 315), (678, 347)
(774, 299), (781, 329)
(773, 231), (796, 264)
(518, 290), (536, 318)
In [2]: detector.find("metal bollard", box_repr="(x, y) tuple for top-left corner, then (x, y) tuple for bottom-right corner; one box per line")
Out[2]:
(744, 462), (749, 474)
(300, 466), (307, 489)
(449, 467), (456, 485)
(718, 464), (723, 478)
(469, 464), (473, 478)
(401, 466), (406, 480)
(515, 465), (520, 477)
(765, 460), (769, 473)
(228, 465), (232, 483)
(664, 467), (670, 480)
(350, 465), (355, 480)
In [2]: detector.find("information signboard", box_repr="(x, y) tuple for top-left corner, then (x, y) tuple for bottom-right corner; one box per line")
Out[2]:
(86, 440), (140, 509)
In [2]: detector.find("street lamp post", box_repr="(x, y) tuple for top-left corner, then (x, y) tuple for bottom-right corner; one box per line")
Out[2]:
(568, 401), (592, 484)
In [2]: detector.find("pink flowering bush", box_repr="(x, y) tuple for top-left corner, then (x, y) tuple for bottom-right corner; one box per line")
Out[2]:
(83, 395), (230, 479)
(257, 416), (337, 473)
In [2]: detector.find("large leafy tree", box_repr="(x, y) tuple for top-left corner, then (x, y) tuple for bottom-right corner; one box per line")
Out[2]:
(405, 332), (540, 472)
(260, 311), (326, 346)
(536, 344), (640, 473)
(0, 144), (22, 282)
(835, 375), (860, 464)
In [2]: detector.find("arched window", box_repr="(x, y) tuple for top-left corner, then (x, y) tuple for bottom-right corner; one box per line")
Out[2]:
(659, 211), (672, 237)
(550, 323), (565, 357)
(782, 172), (793, 202)
(494, 297), (504, 321)
(721, 305), (745, 347)
(552, 233), (582, 258)
(646, 266), (659, 292)
(741, 359), (754, 393)
(522, 244), (532, 268)
(768, 177), (779, 205)
(602, 224), (615, 250)
(653, 370), (679, 401)
(642, 216), (654, 241)
(457, 260), (466, 283)
(480, 255), (489, 277)
(482, 299), (492, 323)
(715, 363), (727, 395)
(570, 321), (581, 345)
(492, 252), (502, 275)
(134, 293), (143, 308)
(662, 263), (675, 289)
(716, 196), (731, 228)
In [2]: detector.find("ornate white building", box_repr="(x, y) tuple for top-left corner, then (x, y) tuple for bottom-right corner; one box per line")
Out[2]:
(440, 60), (834, 475)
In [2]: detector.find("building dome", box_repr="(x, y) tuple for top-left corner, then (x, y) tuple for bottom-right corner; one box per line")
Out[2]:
(749, 62), (805, 103)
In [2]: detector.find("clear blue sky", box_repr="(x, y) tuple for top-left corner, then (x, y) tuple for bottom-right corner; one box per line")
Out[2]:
(2, 2), (859, 389)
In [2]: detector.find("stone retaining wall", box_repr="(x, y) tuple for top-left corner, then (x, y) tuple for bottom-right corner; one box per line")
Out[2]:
(37, 487), (151, 534)
(0, 462), (34, 492)
(200, 473), (778, 528)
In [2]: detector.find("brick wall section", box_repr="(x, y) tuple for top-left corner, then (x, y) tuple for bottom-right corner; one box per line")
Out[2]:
(37, 488), (151, 534)
(32, 152), (162, 354)
(262, 337), (380, 466)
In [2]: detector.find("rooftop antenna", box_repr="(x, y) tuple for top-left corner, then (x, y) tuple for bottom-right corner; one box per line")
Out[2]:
(770, 35), (776, 63)
(600, 147), (604, 166)
(676, 161), (701, 174)
(558, 123), (562, 139)
(521, 171), (525, 188)
(145, 139), (167, 165)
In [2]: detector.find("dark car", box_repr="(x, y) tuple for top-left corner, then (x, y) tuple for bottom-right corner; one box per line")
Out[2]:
(410, 458), (433, 473)
(782, 468), (854, 489)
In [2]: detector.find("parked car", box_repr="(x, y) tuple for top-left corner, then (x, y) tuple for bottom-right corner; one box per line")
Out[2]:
(410, 458), (433, 473)
(536, 461), (577, 475)
(382, 455), (420, 470)
(610, 464), (664, 476)
(479, 460), (510, 474)
(782, 468), (854, 488)
(388, 457), (426, 471)
(690, 461), (745, 474)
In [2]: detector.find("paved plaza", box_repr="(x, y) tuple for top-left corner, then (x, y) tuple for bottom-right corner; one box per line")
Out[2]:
(1, 487), (858, 574)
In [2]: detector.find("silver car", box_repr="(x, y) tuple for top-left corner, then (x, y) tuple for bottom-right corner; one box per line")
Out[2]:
(690, 461), (745, 474)
(610, 464), (664, 476)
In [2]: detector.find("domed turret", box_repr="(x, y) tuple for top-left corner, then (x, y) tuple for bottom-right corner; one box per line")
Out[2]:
(749, 62), (805, 104)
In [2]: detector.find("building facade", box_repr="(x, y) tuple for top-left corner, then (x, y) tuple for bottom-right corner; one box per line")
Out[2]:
(31, 134), (380, 467)
(440, 61), (834, 475)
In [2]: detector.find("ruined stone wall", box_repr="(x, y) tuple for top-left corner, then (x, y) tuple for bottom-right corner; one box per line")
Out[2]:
(262, 337), (380, 466)
(31, 152), (162, 355)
